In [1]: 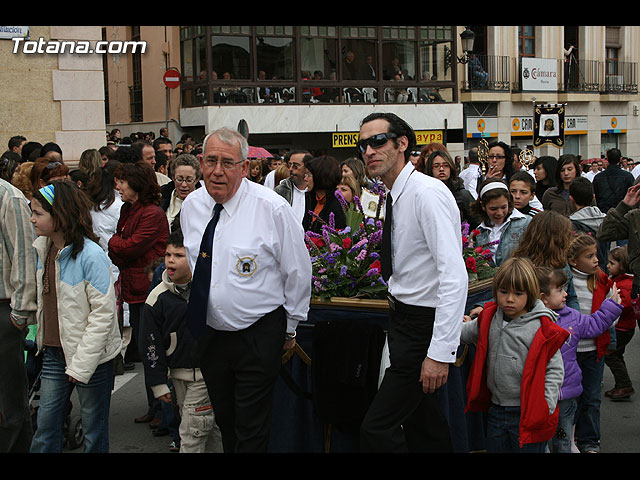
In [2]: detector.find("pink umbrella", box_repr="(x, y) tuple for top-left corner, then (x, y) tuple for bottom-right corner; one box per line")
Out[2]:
(248, 146), (273, 159)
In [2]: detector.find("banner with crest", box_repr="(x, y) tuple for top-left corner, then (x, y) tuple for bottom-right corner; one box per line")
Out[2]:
(533, 103), (565, 148)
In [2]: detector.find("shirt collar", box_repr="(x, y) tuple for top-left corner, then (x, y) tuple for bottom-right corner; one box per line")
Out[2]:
(389, 161), (415, 205)
(217, 177), (247, 217)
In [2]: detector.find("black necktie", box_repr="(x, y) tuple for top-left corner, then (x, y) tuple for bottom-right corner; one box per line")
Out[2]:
(186, 203), (223, 338)
(381, 192), (393, 282)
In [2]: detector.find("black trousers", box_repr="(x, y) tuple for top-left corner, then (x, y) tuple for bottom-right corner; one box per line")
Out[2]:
(0, 302), (33, 453)
(360, 298), (452, 453)
(199, 307), (286, 453)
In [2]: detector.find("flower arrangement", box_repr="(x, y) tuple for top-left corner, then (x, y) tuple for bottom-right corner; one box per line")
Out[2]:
(304, 184), (388, 301)
(461, 221), (498, 282)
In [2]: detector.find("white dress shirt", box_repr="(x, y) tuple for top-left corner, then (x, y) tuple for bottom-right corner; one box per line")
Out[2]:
(180, 178), (312, 334)
(459, 163), (481, 199)
(388, 162), (468, 363)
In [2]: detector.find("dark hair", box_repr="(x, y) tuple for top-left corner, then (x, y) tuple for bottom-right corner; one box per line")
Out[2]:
(69, 168), (90, 188)
(471, 178), (513, 226)
(87, 160), (120, 211)
(468, 147), (479, 164)
(554, 154), (581, 191)
(40, 142), (63, 157)
(0, 151), (21, 181)
(569, 176), (594, 207)
(130, 141), (151, 162)
(423, 149), (462, 192)
(114, 161), (161, 205)
(360, 112), (417, 163)
(532, 155), (558, 186)
(536, 266), (569, 296)
(114, 145), (139, 164)
(606, 148), (622, 165)
(32, 180), (100, 259)
(153, 137), (172, 150)
(340, 157), (367, 187)
(307, 155), (342, 192)
(155, 150), (168, 173)
(21, 141), (42, 163)
(8, 135), (26, 151)
(609, 245), (629, 275)
(509, 170), (536, 194)
(166, 228), (184, 248)
(99, 146), (116, 162)
(487, 141), (516, 181)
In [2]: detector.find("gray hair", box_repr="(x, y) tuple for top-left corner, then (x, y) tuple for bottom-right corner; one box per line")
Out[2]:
(172, 153), (201, 179)
(202, 127), (249, 161)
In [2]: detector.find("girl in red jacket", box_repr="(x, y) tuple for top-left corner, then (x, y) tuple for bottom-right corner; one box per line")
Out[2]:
(604, 246), (636, 401)
(567, 233), (613, 453)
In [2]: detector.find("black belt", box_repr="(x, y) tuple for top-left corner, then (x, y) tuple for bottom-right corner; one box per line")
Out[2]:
(387, 294), (435, 316)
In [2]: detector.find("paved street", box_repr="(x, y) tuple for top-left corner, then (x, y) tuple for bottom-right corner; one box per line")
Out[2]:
(60, 330), (640, 454)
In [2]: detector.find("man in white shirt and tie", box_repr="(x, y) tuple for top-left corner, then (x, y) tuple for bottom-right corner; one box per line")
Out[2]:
(180, 127), (311, 453)
(357, 112), (468, 453)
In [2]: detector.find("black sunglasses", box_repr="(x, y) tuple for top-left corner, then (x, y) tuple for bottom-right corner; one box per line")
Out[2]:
(357, 132), (398, 153)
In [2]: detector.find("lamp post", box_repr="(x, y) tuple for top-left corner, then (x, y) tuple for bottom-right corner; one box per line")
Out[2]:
(457, 27), (476, 64)
(457, 27), (476, 91)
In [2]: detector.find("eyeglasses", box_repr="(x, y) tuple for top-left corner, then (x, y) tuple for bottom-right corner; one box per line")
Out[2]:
(357, 132), (398, 153)
(175, 177), (196, 184)
(432, 163), (450, 170)
(488, 155), (506, 160)
(203, 157), (244, 170)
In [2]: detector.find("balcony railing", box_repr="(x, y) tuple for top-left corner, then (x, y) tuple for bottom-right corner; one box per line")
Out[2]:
(601, 60), (638, 93)
(461, 54), (510, 91)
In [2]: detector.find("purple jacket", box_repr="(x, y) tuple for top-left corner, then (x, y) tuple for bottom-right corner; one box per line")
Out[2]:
(555, 298), (622, 400)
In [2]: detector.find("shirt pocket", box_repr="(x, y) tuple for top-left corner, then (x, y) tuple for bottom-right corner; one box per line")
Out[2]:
(229, 247), (260, 283)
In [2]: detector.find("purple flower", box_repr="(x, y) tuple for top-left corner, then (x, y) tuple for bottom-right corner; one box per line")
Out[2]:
(340, 265), (348, 276)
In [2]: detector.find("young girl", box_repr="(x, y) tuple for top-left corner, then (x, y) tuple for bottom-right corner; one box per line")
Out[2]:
(511, 210), (580, 311)
(29, 181), (122, 453)
(536, 266), (622, 453)
(471, 178), (531, 267)
(604, 246), (636, 400)
(567, 233), (613, 453)
(461, 257), (568, 453)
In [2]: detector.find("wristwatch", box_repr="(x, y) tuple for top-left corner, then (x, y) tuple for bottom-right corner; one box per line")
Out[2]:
(285, 331), (296, 341)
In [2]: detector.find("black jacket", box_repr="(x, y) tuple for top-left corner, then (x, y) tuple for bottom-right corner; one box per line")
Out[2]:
(593, 165), (634, 214)
(302, 190), (347, 234)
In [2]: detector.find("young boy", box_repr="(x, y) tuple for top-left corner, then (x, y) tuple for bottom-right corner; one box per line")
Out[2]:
(140, 229), (223, 453)
(461, 257), (568, 453)
(509, 171), (542, 217)
(569, 177), (609, 272)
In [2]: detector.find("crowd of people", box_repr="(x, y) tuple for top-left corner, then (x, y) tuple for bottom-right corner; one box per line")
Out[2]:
(1, 116), (640, 454)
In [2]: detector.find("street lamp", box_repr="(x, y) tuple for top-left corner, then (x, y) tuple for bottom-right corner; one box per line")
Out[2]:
(457, 27), (476, 64)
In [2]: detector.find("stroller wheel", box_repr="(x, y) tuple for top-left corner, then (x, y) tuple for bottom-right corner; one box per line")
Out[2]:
(65, 415), (84, 450)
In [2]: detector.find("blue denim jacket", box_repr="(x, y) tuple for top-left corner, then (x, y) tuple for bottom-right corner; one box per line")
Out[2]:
(475, 210), (531, 268)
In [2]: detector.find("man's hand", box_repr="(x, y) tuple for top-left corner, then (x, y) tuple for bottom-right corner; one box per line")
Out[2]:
(158, 393), (172, 404)
(623, 183), (640, 207)
(420, 357), (449, 394)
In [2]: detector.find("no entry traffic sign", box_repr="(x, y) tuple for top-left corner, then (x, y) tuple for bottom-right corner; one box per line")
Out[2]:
(163, 68), (181, 89)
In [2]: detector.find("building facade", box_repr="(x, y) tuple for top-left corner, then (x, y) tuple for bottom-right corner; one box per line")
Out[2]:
(3, 26), (636, 165)
(105, 25), (640, 164)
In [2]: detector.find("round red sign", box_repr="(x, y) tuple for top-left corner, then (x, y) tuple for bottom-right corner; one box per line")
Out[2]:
(163, 68), (181, 89)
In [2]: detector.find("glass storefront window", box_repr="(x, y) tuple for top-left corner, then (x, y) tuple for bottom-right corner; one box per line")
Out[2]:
(341, 40), (377, 81)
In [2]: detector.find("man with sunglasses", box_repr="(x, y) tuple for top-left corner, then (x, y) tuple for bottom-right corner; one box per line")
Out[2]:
(358, 112), (467, 453)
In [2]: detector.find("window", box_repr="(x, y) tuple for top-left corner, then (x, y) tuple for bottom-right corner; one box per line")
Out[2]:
(419, 26), (453, 82)
(340, 26), (377, 81)
(211, 35), (250, 80)
(518, 26), (535, 57)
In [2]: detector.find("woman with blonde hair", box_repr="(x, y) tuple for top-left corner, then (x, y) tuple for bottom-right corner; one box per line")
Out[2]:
(78, 149), (103, 181)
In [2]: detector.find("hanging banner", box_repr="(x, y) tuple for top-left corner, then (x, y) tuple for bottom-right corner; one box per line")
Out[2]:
(533, 104), (565, 148)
